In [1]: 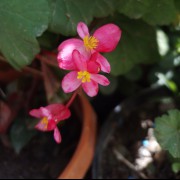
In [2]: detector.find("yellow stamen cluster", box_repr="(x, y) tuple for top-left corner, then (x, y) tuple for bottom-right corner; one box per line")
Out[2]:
(41, 117), (48, 129)
(77, 71), (91, 83)
(83, 35), (99, 50)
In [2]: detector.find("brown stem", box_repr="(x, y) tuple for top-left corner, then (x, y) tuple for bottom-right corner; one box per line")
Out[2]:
(0, 55), (6, 62)
(22, 67), (43, 78)
(0, 54), (43, 78)
(36, 54), (58, 68)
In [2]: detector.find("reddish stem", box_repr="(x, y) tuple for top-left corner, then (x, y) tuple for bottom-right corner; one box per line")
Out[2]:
(66, 91), (78, 108)
(22, 66), (43, 78)
(42, 50), (57, 57)
(36, 54), (58, 68)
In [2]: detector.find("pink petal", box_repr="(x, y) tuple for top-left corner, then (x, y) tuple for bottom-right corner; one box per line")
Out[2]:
(29, 109), (43, 118)
(40, 107), (51, 118)
(87, 52), (102, 73)
(54, 127), (62, 144)
(35, 119), (56, 132)
(62, 71), (81, 93)
(29, 107), (50, 118)
(35, 122), (47, 132)
(57, 38), (91, 70)
(72, 50), (87, 71)
(46, 104), (71, 122)
(57, 39), (83, 70)
(91, 74), (110, 86)
(93, 24), (122, 52)
(77, 22), (90, 39)
(47, 119), (57, 131)
(87, 60), (100, 74)
(82, 80), (98, 97)
(96, 53), (111, 73)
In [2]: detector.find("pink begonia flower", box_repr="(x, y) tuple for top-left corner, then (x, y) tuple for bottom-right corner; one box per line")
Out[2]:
(29, 104), (71, 144)
(58, 22), (121, 73)
(62, 50), (110, 97)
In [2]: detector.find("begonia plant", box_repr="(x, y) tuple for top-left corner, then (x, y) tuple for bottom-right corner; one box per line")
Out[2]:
(30, 22), (121, 143)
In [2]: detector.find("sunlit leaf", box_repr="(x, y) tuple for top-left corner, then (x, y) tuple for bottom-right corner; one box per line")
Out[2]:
(155, 109), (180, 158)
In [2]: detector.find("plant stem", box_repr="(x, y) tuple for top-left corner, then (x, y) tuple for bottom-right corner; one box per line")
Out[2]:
(36, 54), (58, 68)
(0, 55), (6, 62)
(42, 50), (57, 57)
(22, 67), (43, 77)
(113, 149), (149, 179)
(66, 91), (78, 108)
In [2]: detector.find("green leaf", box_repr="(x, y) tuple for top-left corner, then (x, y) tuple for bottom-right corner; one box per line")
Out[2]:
(48, 0), (116, 36)
(172, 162), (180, 173)
(142, 0), (177, 25)
(10, 118), (37, 154)
(156, 72), (178, 93)
(117, 0), (151, 19)
(105, 16), (160, 76)
(37, 31), (59, 50)
(155, 109), (180, 158)
(0, 0), (50, 69)
(90, 0), (116, 18)
(174, 0), (180, 13)
(116, 0), (177, 25)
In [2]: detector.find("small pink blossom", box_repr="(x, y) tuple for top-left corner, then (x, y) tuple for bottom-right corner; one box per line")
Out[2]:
(62, 50), (110, 97)
(58, 22), (122, 73)
(29, 104), (71, 143)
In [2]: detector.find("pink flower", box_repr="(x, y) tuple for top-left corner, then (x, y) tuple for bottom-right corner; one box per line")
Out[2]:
(62, 50), (110, 97)
(29, 104), (71, 144)
(58, 22), (122, 73)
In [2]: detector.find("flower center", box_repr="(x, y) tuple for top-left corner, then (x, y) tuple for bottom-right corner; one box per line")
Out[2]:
(83, 35), (99, 50)
(77, 71), (91, 83)
(41, 117), (48, 129)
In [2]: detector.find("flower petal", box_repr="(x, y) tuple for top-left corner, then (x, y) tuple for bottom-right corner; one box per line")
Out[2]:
(54, 127), (62, 144)
(82, 80), (98, 97)
(46, 104), (71, 122)
(47, 119), (57, 131)
(29, 109), (43, 118)
(87, 52), (104, 74)
(62, 71), (81, 93)
(35, 122), (47, 131)
(93, 24), (122, 52)
(77, 22), (90, 39)
(87, 61), (100, 74)
(35, 118), (56, 132)
(96, 53), (111, 73)
(72, 50), (87, 71)
(91, 74), (110, 86)
(29, 107), (50, 118)
(57, 39), (83, 70)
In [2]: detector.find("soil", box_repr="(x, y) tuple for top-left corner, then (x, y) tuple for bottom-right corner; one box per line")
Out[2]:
(0, 115), (81, 179)
(94, 94), (180, 179)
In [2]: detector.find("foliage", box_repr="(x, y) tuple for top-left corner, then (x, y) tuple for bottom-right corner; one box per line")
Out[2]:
(0, 0), (179, 72)
(0, 0), (180, 170)
(155, 109), (180, 159)
(10, 118), (37, 154)
(172, 162), (180, 173)
(0, 0), (50, 69)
